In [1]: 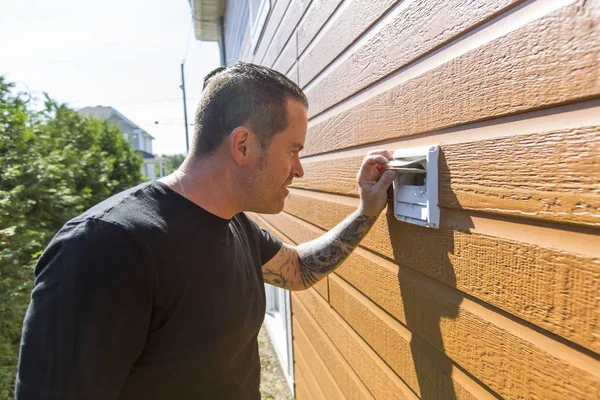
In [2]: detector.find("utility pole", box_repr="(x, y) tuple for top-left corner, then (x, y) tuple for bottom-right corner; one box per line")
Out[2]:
(180, 62), (190, 154)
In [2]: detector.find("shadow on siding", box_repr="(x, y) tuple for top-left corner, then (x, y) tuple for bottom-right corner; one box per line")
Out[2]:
(387, 149), (464, 399)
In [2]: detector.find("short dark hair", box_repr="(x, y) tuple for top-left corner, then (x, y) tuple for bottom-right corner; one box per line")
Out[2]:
(191, 62), (308, 156)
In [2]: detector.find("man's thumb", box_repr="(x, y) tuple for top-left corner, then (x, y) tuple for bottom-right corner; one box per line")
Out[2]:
(374, 169), (396, 192)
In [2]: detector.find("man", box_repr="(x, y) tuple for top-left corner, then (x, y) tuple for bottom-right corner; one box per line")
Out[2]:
(15, 62), (397, 399)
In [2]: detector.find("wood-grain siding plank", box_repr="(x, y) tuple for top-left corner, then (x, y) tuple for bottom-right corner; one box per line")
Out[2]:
(294, 346), (327, 400)
(250, 213), (329, 300)
(293, 126), (600, 226)
(303, 0), (600, 156)
(274, 194), (600, 353)
(293, 311), (373, 400)
(287, 62), (299, 85)
(297, 0), (343, 57)
(272, 30), (297, 75)
(298, 0), (399, 87)
(294, 288), (491, 400)
(283, 212), (600, 398)
(294, 357), (315, 400)
(261, 0), (310, 68)
(239, 31), (252, 63)
(328, 273), (600, 399)
(252, 0), (291, 63)
(305, 0), (522, 117)
(293, 316), (373, 400)
(224, 0), (250, 64)
(441, 126), (600, 226)
(293, 292), (441, 400)
(312, 277), (328, 301)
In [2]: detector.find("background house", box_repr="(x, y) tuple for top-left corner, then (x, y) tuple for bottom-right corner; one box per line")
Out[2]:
(192, 0), (600, 398)
(78, 106), (167, 180)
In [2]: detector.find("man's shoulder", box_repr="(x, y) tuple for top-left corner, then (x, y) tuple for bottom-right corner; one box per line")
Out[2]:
(232, 212), (259, 235)
(71, 181), (169, 231)
(45, 181), (176, 258)
(38, 184), (166, 270)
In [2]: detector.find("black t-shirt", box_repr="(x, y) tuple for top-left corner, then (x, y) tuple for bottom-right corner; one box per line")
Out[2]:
(15, 181), (283, 400)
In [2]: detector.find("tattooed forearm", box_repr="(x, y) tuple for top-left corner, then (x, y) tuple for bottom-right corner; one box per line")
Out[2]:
(296, 211), (377, 289)
(263, 245), (299, 289)
(263, 269), (288, 288)
(261, 211), (377, 290)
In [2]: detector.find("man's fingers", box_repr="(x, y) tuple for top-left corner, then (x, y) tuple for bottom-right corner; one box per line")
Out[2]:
(366, 149), (393, 160)
(374, 169), (397, 192)
(363, 154), (390, 167)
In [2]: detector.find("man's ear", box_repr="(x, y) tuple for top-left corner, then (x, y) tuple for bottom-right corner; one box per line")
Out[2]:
(230, 126), (258, 166)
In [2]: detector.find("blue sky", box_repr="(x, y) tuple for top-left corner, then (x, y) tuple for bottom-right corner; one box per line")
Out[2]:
(1, 0), (221, 155)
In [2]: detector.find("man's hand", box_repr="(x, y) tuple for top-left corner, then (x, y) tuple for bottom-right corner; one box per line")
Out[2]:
(357, 150), (397, 217)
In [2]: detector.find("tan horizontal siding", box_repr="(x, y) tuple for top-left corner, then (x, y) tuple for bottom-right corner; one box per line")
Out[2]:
(292, 126), (600, 227)
(272, 30), (297, 74)
(297, 0), (343, 57)
(275, 194), (600, 353)
(294, 287), (493, 400)
(292, 371), (310, 400)
(294, 292), (421, 400)
(303, 0), (600, 157)
(294, 348), (319, 400)
(328, 273), (600, 399)
(292, 312), (346, 399)
(261, 0), (310, 67)
(238, 2), (599, 399)
(299, 100), (600, 163)
(252, 0), (291, 63)
(265, 210), (600, 397)
(298, 0), (398, 87)
(239, 30), (252, 62)
(304, 0), (522, 117)
(293, 308), (372, 399)
(294, 291), (473, 400)
(287, 62), (299, 85)
(440, 126), (600, 226)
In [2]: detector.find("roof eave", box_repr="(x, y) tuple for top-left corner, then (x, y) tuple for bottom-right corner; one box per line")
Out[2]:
(191, 0), (225, 41)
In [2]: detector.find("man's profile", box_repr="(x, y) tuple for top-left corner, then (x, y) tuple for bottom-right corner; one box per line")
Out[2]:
(15, 62), (397, 399)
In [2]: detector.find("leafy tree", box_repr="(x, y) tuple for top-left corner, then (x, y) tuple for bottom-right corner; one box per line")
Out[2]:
(0, 76), (144, 398)
(160, 153), (185, 175)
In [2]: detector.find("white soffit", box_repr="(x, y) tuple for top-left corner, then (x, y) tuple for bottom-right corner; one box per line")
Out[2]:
(191, 0), (225, 41)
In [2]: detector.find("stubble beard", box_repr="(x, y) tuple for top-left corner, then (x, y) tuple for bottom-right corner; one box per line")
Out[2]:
(242, 153), (285, 214)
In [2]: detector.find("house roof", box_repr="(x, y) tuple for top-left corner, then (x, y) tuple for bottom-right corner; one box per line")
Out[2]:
(77, 106), (155, 139)
(138, 150), (156, 159)
(191, 0), (225, 41)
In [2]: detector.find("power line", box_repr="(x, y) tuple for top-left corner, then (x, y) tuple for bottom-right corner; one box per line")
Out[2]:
(182, 19), (193, 64)
(115, 97), (200, 107)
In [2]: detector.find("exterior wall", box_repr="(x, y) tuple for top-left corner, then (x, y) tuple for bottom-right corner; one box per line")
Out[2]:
(235, 0), (600, 398)
(108, 114), (134, 139)
(142, 134), (153, 154)
(223, 0), (250, 64)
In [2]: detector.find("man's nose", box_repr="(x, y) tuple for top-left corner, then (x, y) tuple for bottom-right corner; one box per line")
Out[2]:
(292, 159), (304, 178)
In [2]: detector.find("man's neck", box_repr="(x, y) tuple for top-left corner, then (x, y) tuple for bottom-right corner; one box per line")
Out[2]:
(162, 156), (241, 220)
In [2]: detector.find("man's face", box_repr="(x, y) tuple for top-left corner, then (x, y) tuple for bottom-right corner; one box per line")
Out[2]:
(245, 99), (307, 214)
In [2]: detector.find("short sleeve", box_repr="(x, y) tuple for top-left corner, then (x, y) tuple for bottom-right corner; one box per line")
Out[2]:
(245, 216), (283, 265)
(15, 218), (153, 400)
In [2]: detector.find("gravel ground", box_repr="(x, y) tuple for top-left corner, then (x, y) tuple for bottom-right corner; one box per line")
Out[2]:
(258, 325), (294, 400)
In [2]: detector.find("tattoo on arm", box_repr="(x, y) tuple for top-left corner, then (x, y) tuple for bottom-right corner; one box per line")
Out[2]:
(296, 211), (377, 289)
(263, 269), (287, 288)
(262, 245), (299, 289)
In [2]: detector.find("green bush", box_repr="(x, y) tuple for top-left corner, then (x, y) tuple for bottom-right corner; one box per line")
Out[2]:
(0, 76), (145, 398)
(160, 153), (185, 175)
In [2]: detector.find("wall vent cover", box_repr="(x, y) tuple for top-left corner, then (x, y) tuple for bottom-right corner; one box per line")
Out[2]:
(391, 145), (440, 229)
